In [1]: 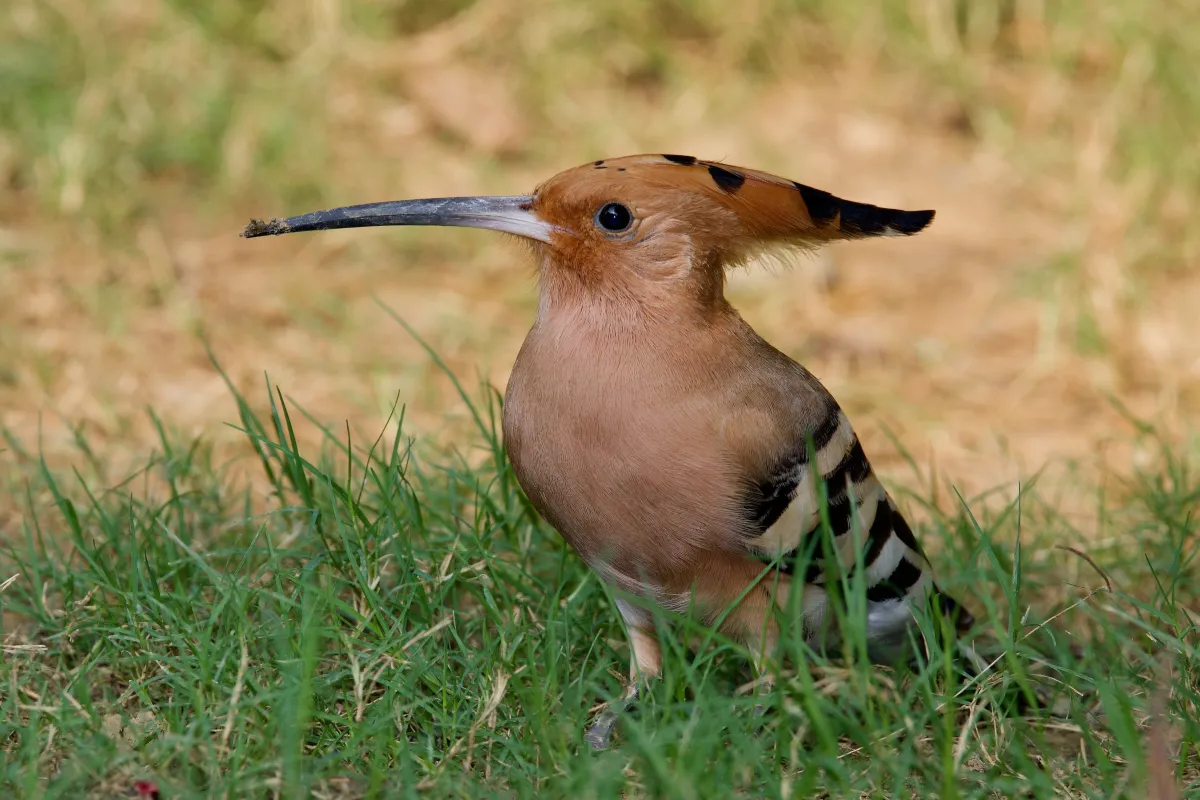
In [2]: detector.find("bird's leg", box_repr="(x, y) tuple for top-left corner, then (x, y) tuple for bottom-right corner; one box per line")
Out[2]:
(584, 600), (661, 750)
(747, 633), (779, 718)
(732, 564), (791, 719)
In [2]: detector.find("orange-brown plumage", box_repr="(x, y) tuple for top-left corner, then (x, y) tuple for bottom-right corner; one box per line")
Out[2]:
(243, 153), (969, 748)
(527, 155), (933, 292)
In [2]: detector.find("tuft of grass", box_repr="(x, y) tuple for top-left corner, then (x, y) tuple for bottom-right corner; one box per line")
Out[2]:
(2, 354), (1197, 798)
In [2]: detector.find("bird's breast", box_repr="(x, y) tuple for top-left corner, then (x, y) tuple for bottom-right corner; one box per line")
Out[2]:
(501, 328), (744, 581)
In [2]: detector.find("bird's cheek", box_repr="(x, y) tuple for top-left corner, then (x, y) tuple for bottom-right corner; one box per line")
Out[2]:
(539, 233), (589, 267)
(628, 236), (694, 280)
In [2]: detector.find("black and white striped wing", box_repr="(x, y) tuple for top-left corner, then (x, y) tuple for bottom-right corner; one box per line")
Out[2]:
(738, 405), (948, 656)
(743, 408), (927, 594)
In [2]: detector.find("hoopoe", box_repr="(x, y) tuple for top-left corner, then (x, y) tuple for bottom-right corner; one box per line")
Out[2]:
(244, 154), (975, 747)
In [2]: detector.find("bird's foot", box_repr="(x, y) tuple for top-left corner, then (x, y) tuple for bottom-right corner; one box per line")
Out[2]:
(752, 678), (775, 719)
(584, 681), (640, 750)
(583, 707), (621, 750)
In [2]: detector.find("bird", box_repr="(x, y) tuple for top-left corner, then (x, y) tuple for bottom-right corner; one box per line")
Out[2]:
(242, 153), (975, 748)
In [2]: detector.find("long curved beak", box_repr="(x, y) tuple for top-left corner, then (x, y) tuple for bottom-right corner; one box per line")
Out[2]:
(240, 195), (555, 243)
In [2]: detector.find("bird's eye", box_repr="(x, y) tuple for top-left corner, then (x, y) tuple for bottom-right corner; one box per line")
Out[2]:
(595, 202), (633, 233)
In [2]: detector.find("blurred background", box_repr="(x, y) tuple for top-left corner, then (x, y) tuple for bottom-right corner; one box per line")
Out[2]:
(2, 0), (1198, 506)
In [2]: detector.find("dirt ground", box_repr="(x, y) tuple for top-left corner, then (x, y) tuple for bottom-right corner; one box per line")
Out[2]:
(2, 68), (1197, 521)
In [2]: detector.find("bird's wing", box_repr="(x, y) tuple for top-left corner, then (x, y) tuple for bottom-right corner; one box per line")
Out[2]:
(734, 401), (931, 606)
(722, 388), (981, 661)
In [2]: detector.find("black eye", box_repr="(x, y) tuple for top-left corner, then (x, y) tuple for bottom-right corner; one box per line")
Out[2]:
(595, 202), (633, 233)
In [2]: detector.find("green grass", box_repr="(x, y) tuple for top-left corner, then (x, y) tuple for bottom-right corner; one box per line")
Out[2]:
(2, 347), (1197, 798)
(4, 2), (1199, 795)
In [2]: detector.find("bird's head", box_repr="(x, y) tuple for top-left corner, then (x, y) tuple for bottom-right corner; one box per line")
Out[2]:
(243, 154), (933, 311)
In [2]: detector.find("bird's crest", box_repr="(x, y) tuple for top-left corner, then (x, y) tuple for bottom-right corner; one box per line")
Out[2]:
(543, 153), (934, 245)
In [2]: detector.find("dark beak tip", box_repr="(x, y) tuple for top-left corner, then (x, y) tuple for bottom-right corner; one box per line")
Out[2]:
(241, 218), (291, 238)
